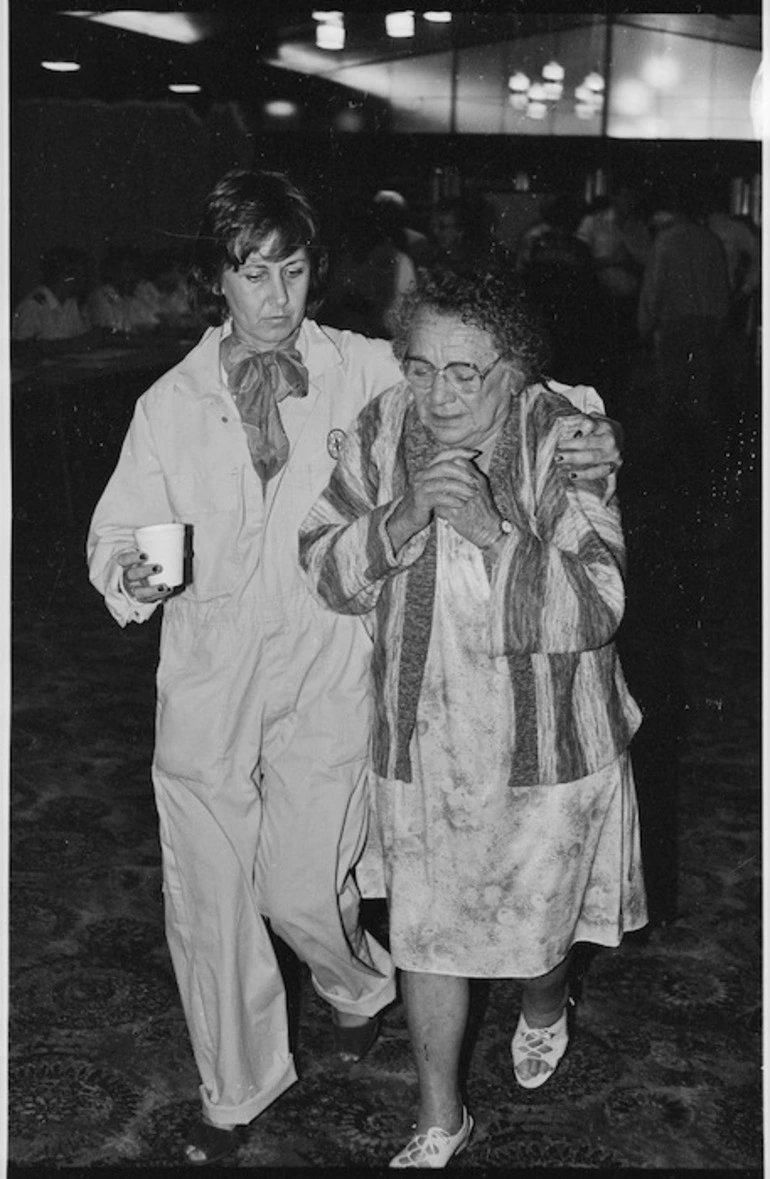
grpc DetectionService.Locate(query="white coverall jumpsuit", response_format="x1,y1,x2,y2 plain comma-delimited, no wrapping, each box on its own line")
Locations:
87,319,401,1126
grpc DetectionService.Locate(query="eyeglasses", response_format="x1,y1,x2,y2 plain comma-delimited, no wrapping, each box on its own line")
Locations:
402,354,502,396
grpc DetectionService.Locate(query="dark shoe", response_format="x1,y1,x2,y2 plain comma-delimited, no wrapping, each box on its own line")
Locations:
183,1121,245,1166
332,1013,381,1062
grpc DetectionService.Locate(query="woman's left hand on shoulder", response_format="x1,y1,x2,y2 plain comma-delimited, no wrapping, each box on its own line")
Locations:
555,414,622,482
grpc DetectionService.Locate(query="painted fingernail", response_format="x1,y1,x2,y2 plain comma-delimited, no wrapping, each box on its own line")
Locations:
153,565,162,573
139,553,148,560
555,454,564,463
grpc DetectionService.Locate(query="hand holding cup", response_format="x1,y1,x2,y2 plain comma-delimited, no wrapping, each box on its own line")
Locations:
121,522,186,602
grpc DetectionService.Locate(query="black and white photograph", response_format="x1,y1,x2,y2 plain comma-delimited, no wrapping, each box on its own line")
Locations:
7,4,762,1174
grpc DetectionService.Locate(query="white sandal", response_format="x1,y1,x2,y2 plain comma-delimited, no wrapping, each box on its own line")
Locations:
511,1001,572,1090
389,1107,473,1168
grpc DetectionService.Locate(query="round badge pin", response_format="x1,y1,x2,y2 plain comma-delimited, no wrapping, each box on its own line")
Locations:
327,429,346,460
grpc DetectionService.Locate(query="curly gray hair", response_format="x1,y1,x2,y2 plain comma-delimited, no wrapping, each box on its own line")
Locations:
391,267,549,387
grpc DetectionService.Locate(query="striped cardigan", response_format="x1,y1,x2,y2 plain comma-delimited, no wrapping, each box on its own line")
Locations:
299,380,642,788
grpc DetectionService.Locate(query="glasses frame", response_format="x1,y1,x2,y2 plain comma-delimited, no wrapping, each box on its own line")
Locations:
401,353,503,395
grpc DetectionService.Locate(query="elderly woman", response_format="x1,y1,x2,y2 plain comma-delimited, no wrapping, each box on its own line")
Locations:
300,269,647,1169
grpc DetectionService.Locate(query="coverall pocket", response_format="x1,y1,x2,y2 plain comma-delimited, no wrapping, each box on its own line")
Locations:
154,620,230,786
164,471,240,601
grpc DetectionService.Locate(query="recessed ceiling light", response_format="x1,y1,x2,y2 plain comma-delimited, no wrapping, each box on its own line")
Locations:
423,11,452,21
316,21,345,49
65,11,208,44
265,100,298,117
41,60,81,72
168,83,202,94
385,11,415,38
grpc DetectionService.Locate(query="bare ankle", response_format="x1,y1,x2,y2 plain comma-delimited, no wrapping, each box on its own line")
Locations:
416,1100,464,1135
521,983,570,1028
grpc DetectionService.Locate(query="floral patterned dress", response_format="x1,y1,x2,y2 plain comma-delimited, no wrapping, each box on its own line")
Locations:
363,516,648,978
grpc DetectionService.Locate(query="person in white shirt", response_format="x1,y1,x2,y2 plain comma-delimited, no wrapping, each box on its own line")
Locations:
87,245,155,335
12,248,91,342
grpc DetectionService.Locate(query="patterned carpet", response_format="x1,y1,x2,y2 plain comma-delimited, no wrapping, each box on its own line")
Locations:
9,357,761,1176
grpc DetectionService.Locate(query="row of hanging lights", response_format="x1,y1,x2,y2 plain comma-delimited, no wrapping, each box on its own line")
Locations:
311,12,605,125
313,10,452,50
508,65,604,121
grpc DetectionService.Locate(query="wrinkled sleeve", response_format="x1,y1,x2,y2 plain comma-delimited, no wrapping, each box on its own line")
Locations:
86,397,171,627
300,400,428,615
488,394,626,656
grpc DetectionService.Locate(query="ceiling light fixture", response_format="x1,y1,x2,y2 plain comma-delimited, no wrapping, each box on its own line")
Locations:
385,11,415,38
508,72,532,114
316,20,345,50
41,60,81,72
265,100,298,117
65,11,208,44
423,11,452,21
313,10,345,49
168,83,201,94
508,72,530,93
574,77,604,120
542,60,565,82
527,101,548,121
541,60,564,101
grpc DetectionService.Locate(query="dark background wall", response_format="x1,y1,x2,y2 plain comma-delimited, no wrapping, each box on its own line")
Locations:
10,97,761,304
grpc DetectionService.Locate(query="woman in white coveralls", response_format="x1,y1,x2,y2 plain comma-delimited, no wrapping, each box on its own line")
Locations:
86,168,623,1166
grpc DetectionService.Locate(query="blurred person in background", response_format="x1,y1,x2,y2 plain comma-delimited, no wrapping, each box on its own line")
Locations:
423,198,476,276
706,208,760,326
424,195,503,279
637,184,730,486
578,186,651,390
87,245,156,335
577,186,651,307
372,188,430,264
134,248,201,335
516,192,608,388
11,247,92,348
321,198,417,338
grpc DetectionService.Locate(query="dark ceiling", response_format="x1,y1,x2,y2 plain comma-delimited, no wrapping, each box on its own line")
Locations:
10,4,762,110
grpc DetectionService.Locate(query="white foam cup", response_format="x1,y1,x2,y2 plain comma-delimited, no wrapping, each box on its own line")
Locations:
134,522,186,588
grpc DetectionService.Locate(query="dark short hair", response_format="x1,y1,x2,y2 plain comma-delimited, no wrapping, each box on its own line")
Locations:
190,169,327,324
391,268,548,387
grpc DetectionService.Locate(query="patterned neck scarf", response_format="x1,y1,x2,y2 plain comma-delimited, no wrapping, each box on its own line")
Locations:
220,327,309,489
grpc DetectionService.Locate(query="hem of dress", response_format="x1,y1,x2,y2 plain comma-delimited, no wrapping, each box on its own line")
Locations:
391,920,649,979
